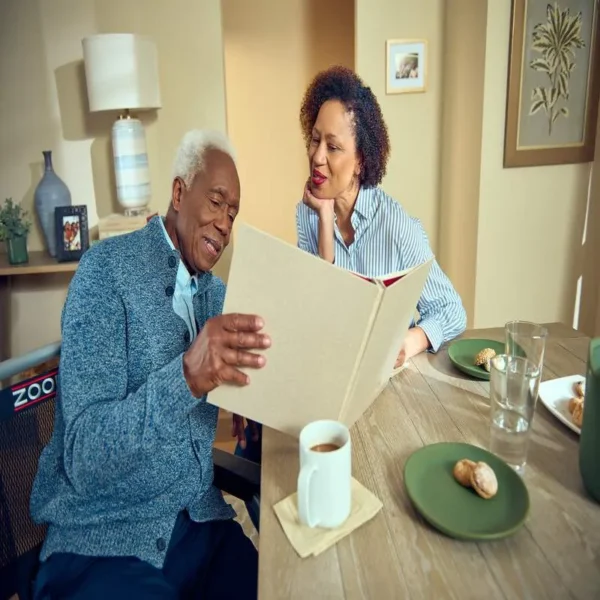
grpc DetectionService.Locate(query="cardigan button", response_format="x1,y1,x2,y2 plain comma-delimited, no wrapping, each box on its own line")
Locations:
184,331,191,344
156,537,166,552
165,285,174,297
168,256,177,268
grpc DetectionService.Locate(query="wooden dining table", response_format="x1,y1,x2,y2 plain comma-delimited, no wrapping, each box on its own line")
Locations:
257,323,600,599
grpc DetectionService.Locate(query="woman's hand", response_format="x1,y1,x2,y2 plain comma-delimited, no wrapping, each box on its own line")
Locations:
232,415,260,449
302,180,335,263
303,181,334,218
395,327,430,368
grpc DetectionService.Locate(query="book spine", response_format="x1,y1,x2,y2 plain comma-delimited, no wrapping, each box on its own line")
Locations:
338,286,386,422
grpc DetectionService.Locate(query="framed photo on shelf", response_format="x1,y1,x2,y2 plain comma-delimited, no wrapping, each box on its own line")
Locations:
54,205,89,262
386,39,427,94
504,0,600,167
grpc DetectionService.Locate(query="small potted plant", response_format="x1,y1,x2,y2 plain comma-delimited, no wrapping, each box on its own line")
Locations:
0,198,32,265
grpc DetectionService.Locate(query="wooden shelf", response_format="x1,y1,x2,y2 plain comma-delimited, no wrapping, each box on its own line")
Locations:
0,251,79,276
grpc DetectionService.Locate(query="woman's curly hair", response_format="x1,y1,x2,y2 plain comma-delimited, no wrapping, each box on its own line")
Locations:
299,66,390,188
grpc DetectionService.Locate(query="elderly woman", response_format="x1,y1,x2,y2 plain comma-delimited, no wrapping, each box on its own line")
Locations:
296,66,466,366
235,67,468,467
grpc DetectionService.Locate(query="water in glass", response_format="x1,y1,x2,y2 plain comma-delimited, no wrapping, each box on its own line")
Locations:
489,355,540,475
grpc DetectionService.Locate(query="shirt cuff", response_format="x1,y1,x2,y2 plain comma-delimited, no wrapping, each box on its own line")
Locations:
417,317,445,353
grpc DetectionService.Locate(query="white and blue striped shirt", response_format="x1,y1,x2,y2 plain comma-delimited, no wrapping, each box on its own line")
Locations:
296,186,466,352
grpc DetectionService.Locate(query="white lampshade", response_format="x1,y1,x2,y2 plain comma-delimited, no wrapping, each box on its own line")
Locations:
82,33,161,112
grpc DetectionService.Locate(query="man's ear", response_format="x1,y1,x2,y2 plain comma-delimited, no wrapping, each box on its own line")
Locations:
172,177,184,212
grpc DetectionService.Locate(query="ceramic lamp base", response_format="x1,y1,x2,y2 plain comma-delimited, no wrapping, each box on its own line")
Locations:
112,115,152,212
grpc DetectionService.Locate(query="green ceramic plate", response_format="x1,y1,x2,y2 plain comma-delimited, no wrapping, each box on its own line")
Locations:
404,442,530,541
447,338,505,380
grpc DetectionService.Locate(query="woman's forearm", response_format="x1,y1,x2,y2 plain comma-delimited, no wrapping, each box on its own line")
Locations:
317,211,335,263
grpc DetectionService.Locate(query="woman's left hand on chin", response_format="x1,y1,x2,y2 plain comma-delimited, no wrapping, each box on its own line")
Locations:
303,180,334,217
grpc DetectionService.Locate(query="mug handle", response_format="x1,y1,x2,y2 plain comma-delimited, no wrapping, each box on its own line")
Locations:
297,464,318,528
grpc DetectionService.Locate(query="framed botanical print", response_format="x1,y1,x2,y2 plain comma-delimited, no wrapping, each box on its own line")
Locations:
54,205,90,262
504,0,600,167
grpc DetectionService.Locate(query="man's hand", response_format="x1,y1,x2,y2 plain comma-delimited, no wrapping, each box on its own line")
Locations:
183,313,271,398
395,327,430,368
303,180,334,218
231,415,260,449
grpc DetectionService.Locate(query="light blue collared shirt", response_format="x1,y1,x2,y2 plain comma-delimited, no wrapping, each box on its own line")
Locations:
296,187,467,352
159,218,199,340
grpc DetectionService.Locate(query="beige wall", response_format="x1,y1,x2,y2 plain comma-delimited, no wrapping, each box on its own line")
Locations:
222,0,354,245
3,0,598,358
1,0,228,355
357,0,596,331
355,0,444,247
438,0,488,327
474,0,592,329
578,115,600,338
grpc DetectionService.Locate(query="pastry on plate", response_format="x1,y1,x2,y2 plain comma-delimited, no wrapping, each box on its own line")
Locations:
568,396,583,415
572,401,584,428
453,459,476,487
470,462,498,500
474,348,496,372
453,458,498,499
574,380,585,399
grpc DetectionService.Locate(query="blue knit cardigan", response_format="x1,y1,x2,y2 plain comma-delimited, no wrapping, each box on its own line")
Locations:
30,216,235,569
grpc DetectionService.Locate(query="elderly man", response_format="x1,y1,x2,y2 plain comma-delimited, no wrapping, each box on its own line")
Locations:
30,130,270,599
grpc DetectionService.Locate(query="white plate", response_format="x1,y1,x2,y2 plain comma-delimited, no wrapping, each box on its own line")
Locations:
538,375,584,435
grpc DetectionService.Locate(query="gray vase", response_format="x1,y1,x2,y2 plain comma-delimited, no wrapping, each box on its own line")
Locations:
34,150,72,257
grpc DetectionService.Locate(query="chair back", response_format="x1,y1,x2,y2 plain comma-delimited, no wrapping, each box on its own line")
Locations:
0,344,60,600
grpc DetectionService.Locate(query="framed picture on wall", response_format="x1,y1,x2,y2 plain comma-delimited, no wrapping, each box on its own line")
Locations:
54,205,90,262
504,0,600,167
386,39,427,94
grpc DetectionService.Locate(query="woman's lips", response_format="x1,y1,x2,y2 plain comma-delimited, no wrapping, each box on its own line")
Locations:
311,170,327,186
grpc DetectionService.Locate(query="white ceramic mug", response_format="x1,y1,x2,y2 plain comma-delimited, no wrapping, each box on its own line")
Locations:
297,420,351,528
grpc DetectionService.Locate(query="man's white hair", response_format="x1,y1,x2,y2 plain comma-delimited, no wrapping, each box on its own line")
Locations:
172,129,237,189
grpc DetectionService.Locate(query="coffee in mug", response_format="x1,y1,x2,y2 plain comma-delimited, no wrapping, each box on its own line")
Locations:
310,443,340,453
297,420,351,528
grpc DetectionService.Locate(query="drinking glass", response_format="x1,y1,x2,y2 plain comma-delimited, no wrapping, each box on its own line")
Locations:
489,354,540,475
505,320,548,401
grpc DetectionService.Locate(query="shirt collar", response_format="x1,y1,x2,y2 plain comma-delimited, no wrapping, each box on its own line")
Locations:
353,187,376,220
158,217,199,291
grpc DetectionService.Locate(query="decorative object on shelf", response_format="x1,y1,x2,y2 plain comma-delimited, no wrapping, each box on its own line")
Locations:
504,0,600,167
386,39,427,94
98,211,156,240
54,205,90,263
82,33,162,216
0,197,32,265
33,150,72,257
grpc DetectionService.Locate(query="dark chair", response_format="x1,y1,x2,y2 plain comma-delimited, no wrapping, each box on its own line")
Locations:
0,343,260,600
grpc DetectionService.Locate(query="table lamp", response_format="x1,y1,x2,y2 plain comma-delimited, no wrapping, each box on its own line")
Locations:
82,33,161,217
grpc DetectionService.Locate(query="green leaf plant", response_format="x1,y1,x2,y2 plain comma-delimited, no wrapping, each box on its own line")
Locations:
0,198,32,242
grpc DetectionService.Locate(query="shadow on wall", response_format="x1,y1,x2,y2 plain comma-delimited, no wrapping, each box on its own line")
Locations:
560,162,594,330
53,60,158,221
1,0,59,254
305,0,355,73
576,118,600,337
